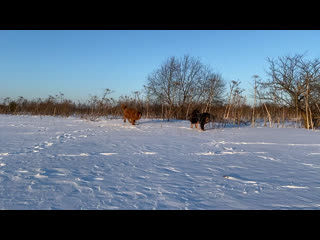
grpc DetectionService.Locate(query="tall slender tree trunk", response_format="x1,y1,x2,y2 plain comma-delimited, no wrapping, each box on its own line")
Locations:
282,106,285,128
185,102,192,120
305,82,310,129
264,103,272,127
252,76,257,127
224,83,235,119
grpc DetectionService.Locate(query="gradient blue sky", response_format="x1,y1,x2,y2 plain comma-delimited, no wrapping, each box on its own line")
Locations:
1,30,320,103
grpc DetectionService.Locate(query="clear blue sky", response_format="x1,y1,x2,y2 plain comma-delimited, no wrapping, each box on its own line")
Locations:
1,30,320,103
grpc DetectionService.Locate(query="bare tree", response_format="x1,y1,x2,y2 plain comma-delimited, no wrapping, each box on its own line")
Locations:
252,75,259,127
231,85,246,125
144,55,224,121
263,54,320,128
224,80,239,119
201,72,225,113
299,57,320,129
176,55,203,106
145,56,179,121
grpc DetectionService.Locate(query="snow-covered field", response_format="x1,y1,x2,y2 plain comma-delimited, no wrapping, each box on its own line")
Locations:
1,114,320,209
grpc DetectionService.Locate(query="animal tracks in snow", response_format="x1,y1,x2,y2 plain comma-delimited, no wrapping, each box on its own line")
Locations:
54,133,76,140
33,142,54,152
52,130,95,142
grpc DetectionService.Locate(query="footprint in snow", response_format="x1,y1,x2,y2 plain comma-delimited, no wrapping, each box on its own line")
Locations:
32,142,54,152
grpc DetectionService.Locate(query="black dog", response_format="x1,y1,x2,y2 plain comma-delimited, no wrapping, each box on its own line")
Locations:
189,110,211,131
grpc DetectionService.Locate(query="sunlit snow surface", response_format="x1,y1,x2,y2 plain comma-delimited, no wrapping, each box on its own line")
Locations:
1,114,320,209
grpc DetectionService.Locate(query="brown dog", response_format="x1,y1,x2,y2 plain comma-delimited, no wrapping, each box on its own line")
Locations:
121,105,142,125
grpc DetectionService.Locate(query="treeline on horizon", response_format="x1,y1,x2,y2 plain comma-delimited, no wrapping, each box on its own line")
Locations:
0,90,300,127
1,54,320,129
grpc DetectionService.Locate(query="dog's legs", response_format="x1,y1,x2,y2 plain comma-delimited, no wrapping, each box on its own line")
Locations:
191,123,193,128
195,122,199,128
132,120,135,125
124,116,127,123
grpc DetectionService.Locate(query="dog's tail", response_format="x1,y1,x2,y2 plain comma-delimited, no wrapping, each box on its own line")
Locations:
121,104,127,111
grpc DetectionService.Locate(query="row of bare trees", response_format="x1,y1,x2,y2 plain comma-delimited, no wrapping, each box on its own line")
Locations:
0,85,312,128
0,95,76,117
1,54,320,129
